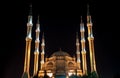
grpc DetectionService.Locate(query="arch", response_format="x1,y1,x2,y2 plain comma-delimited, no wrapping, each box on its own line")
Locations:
68,62,74,67
47,62,53,67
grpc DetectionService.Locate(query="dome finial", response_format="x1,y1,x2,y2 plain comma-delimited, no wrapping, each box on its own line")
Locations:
81,16,83,23
59,48,62,51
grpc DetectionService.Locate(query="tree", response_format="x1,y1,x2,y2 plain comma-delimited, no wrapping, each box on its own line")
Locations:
33,75,38,78
81,75,88,78
87,71,98,78
69,74,78,78
21,72,29,78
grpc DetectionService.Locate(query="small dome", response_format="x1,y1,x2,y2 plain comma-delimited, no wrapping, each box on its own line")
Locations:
51,50,70,57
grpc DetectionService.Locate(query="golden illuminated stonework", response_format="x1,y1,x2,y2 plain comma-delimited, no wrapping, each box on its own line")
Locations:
39,50,82,77
21,4,98,78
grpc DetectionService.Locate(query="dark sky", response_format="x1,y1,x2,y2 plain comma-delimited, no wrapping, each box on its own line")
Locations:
1,0,120,78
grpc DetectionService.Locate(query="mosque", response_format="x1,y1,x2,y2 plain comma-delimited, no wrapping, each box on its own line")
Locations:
21,5,97,78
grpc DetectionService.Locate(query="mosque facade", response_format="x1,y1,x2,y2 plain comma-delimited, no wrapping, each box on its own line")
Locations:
21,5,97,78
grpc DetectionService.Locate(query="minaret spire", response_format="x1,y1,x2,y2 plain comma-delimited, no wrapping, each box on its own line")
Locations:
29,4,32,15
22,4,33,78
87,4,90,16
76,32,81,64
76,32,82,76
87,5,97,73
33,16,40,76
40,33,45,70
87,4,92,24
80,16,87,75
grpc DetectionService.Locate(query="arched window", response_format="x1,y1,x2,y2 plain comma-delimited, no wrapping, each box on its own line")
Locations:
47,62,53,67
68,62,74,67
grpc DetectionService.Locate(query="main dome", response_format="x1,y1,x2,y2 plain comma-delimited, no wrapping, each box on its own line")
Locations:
51,50,70,57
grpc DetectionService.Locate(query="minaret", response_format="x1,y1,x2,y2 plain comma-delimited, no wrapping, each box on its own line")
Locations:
80,16,87,75
87,5,97,72
40,33,45,70
33,16,40,76
22,4,33,78
76,32,83,76
76,32,81,70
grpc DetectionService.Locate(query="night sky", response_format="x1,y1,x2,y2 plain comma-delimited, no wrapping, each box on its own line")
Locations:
1,0,120,78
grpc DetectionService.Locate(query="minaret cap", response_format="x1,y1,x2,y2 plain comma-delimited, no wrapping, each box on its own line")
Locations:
42,32,44,40
80,16,83,23
76,32,79,39
87,4,90,15
76,32,79,45
37,15,40,24
29,4,32,15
